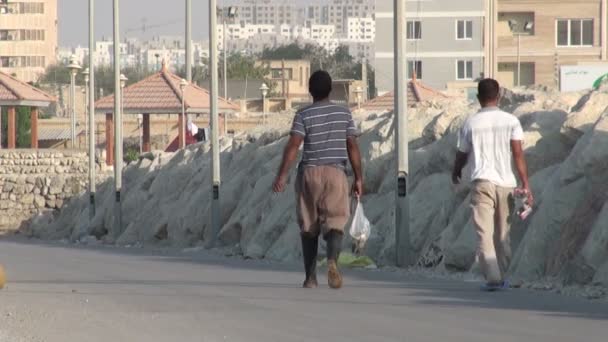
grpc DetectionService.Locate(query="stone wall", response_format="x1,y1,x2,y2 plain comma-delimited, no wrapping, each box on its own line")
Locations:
0,150,90,232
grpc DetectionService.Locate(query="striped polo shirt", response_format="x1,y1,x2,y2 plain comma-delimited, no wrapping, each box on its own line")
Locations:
290,101,358,168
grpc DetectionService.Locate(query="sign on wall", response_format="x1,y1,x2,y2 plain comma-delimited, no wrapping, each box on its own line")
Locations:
560,65,608,92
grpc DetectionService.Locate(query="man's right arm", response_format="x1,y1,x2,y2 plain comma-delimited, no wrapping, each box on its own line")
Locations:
347,136,363,197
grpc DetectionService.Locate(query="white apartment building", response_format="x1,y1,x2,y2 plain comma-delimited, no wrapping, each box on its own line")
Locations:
327,0,375,36
219,24,276,50
0,0,58,82
347,17,375,41
95,40,128,66
221,0,374,36
144,48,185,70
342,40,374,62
278,24,311,40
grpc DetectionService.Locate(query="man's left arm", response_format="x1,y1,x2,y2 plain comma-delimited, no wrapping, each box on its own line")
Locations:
452,152,468,185
452,124,471,185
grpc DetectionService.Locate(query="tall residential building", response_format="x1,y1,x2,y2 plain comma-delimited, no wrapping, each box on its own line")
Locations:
327,0,375,36
221,0,374,36
374,0,485,94
0,0,58,82
494,0,608,88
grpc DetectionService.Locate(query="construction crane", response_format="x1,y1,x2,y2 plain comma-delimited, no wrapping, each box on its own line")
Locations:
124,17,183,36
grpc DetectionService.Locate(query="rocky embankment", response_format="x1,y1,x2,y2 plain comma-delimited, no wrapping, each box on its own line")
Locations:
28,88,608,289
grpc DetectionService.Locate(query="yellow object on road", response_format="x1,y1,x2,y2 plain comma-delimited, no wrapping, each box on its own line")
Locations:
0,264,5,289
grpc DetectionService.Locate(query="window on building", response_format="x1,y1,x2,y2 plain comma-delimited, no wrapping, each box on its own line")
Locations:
407,21,422,40
457,60,474,80
557,19,593,46
408,60,422,79
456,20,473,40
271,68,293,80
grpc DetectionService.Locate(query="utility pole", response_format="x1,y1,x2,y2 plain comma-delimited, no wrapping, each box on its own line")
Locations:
395,0,411,267
208,0,221,248
112,0,123,234
362,58,368,99
186,0,192,82
517,33,521,87
223,19,228,100
87,0,96,220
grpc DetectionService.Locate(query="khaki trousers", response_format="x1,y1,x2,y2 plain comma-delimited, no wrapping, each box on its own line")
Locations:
295,165,350,237
470,180,514,284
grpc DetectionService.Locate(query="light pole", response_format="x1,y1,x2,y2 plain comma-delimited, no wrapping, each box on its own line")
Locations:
180,78,188,149
88,0,96,221
112,0,123,234
186,0,192,82
68,56,82,149
394,0,411,267
82,68,90,150
208,0,221,248
137,114,143,154
223,6,238,101
260,83,269,125
120,73,127,115
354,86,363,110
509,20,533,87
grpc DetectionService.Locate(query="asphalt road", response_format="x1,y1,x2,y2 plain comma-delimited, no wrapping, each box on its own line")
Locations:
0,238,606,342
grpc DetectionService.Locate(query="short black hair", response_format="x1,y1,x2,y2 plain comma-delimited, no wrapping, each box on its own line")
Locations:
477,78,500,103
309,70,332,100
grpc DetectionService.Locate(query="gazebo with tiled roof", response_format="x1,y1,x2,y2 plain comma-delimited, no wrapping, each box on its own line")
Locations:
95,62,239,165
357,77,448,112
0,71,55,149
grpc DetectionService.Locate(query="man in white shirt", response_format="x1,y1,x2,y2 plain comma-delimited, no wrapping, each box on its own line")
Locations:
452,78,533,291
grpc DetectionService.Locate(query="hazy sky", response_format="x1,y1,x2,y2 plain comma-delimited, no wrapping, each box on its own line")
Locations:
59,0,325,47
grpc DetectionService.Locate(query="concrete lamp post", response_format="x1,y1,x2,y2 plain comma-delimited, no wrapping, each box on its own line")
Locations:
354,86,363,110
508,19,534,87
223,6,238,101
260,83,269,125
120,74,128,134
137,114,143,154
68,56,82,149
82,68,90,151
180,78,188,149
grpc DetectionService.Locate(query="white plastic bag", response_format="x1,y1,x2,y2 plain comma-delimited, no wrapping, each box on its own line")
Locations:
349,200,371,246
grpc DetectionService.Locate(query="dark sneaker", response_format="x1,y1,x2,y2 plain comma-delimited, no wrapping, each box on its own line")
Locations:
327,260,343,289
303,276,318,289
480,280,510,292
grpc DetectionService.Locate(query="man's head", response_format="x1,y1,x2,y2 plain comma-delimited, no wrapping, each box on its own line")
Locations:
309,70,332,102
477,78,501,107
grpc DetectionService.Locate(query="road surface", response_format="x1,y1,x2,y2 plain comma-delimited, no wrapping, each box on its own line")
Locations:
0,238,607,342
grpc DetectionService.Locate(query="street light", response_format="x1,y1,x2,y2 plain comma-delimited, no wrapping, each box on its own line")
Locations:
186,0,192,82
260,83,269,125
120,74,127,130
82,68,90,151
354,86,363,110
223,6,238,101
68,55,82,149
180,78,188,149
208,0,221,248
137,114,143,154
509,20,534,87
87,0,96,221
394,0,411,267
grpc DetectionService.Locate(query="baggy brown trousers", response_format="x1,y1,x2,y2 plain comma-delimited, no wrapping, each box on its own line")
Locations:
470,180,514,284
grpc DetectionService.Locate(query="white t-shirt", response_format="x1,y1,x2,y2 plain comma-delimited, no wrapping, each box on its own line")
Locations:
457,107,524,188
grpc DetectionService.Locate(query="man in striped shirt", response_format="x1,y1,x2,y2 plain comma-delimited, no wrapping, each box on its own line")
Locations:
273,70,363,289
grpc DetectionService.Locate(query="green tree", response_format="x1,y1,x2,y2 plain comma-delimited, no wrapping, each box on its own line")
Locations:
1,106,32,148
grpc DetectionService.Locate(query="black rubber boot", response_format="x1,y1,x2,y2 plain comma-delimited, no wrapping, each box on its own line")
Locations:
325,230,344,289
301,234,319,288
